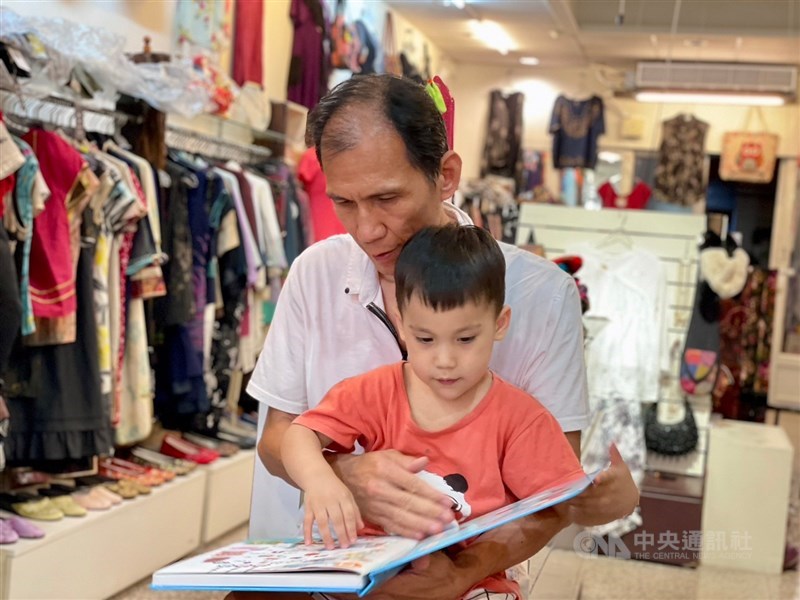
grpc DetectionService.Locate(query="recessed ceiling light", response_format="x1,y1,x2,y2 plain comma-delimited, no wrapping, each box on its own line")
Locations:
468,19,516,55
519,56,540,66
549,30,560,39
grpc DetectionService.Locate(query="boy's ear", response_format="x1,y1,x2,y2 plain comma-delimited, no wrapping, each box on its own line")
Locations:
494,305,511,341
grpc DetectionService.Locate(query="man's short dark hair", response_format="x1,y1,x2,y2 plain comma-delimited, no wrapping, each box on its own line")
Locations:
395,225,506,314
305,74,449,184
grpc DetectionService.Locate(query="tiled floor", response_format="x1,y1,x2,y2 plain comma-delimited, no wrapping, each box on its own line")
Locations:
112,524,798,600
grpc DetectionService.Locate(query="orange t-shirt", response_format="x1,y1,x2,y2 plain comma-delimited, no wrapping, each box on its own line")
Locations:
294,362,584,596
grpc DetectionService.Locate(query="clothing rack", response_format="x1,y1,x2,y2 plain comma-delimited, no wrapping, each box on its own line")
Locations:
166,125,272,164
0,89,138,136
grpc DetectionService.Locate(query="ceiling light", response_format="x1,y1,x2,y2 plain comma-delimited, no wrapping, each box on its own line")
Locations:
468,19,516,55
519,56,540,66
443,0,466,8
635,91,786,106
549,29,560,39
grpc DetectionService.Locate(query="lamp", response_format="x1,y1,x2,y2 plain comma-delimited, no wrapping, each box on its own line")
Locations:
468,19,515,56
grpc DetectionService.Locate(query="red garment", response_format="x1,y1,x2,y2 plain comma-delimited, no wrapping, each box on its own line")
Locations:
598,181,651,210
232,0,264,86
22,129,83,319
433,76,455,150
0,174,14,219
297,147,346,242
295,362,584,597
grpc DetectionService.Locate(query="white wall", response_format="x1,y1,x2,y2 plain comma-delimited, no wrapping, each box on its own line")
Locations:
448,63,800,181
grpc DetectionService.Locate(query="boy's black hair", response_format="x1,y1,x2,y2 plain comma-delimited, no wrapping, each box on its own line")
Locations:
395,225,505,314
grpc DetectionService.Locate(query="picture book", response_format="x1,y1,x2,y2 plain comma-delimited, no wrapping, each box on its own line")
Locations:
152,470,596,596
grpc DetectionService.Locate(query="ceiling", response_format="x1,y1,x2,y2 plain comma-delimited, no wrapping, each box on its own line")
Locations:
387,0,800,69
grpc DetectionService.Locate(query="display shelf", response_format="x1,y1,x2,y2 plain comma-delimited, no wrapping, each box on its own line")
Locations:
702,420,794,574
201,449,256,544
0,469,207,600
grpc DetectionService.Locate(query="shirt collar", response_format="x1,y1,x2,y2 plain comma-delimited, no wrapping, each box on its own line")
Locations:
343,201,475,305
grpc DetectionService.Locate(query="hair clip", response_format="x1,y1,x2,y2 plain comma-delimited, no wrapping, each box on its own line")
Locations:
425,79,447,114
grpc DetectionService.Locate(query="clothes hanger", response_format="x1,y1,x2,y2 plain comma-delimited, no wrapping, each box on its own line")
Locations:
594,215,634,252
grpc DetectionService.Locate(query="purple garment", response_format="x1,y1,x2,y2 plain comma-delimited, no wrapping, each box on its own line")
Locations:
287,0,327,109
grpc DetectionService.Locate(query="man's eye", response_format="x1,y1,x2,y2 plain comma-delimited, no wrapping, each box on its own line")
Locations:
415,337,433,344
458,336,476,344
377,195,397,202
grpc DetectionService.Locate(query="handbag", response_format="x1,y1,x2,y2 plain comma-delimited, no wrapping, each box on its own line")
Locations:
382,11,402,76
644,398,699,456
719,107,779,184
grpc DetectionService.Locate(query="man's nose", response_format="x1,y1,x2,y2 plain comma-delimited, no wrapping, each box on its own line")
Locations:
355,204,385,244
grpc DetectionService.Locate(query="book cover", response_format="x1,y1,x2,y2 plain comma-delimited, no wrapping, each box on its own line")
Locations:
152,470,596,596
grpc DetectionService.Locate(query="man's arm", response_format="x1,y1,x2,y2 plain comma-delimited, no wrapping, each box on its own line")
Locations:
258,407,298,485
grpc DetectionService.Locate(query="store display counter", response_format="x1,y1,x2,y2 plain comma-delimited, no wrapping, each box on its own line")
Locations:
0,449,256,600
201,448,256,544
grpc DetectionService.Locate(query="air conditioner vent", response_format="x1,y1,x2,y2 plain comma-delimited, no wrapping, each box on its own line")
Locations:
636,62,797,94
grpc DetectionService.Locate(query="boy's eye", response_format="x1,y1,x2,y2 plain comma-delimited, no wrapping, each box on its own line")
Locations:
415,337,433,344
458,336,476,344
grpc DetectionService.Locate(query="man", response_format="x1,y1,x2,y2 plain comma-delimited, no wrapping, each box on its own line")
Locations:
245,74,638,598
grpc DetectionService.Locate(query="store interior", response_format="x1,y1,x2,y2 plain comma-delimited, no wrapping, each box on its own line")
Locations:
0,0,798,598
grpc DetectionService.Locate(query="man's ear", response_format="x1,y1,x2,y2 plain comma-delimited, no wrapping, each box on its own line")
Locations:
494,305,511,341
439,150,462,201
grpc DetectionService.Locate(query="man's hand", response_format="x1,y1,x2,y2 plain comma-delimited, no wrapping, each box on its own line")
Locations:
303,474,364,549
365,552,470,600
569,444,639,526
330,450,455,539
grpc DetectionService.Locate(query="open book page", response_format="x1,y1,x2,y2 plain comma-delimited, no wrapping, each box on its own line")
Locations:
157,537,419,578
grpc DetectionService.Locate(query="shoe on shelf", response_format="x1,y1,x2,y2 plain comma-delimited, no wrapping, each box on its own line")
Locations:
3,515,44,539
0,520,19,544
0,494,64,521
48,495,87,517
98,461,164,487
184,432,239,458
214,428,256,450
160,434,219,464
103,480,138,500
103,456,174,483
130,446,196,475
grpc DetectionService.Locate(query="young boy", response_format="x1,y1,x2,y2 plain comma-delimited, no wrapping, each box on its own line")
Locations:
282,225,585,598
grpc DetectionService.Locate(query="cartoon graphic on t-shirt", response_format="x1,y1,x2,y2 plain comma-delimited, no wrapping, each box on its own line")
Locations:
416,470,472,521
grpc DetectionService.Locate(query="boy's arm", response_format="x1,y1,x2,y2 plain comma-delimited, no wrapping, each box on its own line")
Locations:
281,423,334,492
282,424,363,548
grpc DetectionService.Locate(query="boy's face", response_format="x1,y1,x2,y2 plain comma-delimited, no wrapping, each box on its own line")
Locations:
400,294,511,403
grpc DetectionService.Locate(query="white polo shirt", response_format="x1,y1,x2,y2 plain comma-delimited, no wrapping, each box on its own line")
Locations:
246,203,589,538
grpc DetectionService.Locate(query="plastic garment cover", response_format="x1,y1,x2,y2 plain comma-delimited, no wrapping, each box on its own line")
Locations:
0,8,231,117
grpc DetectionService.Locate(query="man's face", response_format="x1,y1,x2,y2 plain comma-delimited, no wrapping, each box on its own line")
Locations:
322,117,450,281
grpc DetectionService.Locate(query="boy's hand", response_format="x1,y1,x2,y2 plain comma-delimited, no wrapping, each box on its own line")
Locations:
303,474,364,550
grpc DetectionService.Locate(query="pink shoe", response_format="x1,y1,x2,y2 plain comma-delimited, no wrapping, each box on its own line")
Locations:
5,515,44,539
0,520,19,544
